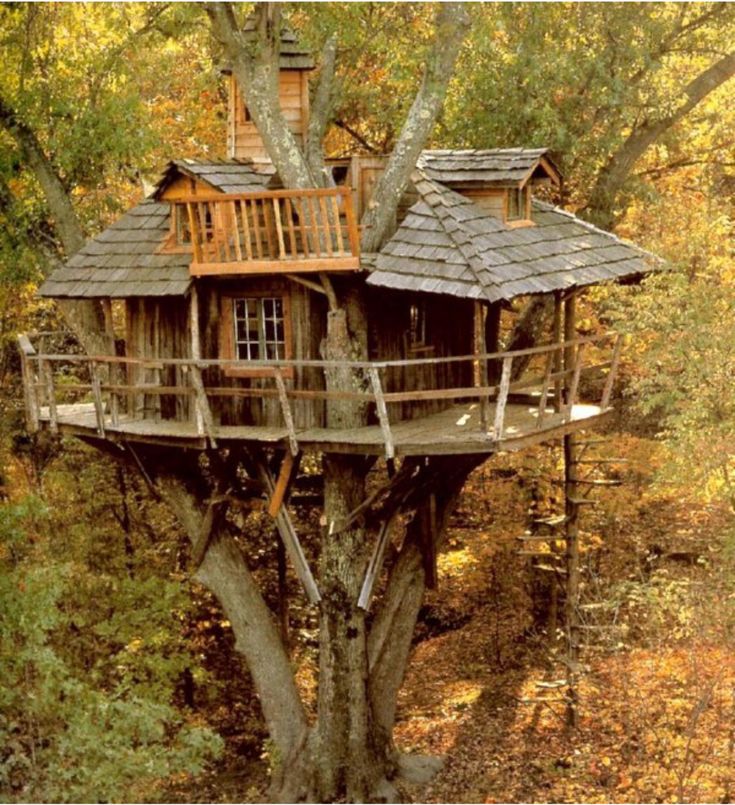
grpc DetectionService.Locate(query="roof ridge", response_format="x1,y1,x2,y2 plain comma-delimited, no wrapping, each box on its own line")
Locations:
412,170,502,303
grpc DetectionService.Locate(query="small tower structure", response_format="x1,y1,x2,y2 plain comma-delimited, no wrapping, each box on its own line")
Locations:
225,26,314,163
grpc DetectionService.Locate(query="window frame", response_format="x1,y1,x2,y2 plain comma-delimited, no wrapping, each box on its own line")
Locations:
219,289,294,379
504,185,533,227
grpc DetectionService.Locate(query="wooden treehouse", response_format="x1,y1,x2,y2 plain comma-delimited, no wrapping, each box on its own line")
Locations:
20,28,658,612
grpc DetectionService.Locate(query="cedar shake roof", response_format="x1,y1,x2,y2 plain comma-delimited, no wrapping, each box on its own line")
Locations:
39,152,658,301
154,158,272,196
366,173,657,303
418,148,561,187
220,22,315,71
38,199,191,298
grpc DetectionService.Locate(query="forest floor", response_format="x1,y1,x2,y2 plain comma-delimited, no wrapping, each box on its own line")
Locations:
164,424,735,804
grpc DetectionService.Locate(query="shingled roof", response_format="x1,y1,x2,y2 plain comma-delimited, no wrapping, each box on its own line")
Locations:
221,21,315,72
38,199,190,299
367,173,656,303
154,158,272,197
418,148,561,188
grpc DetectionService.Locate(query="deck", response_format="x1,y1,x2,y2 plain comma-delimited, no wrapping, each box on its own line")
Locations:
36,399,609,456
19,331,622,458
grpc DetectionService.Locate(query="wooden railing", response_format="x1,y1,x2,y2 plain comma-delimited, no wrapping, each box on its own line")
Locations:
18,333,622,459
182,187,361,276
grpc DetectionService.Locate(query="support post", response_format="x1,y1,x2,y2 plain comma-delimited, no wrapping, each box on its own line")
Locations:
564,432,581,729
41,359,58,434
600,334,623,409
89,360,106,437
475,301,491,432
18,336,40,433
553,291,563,411
493,356,513,440
485,301,502,385
189,285,205,435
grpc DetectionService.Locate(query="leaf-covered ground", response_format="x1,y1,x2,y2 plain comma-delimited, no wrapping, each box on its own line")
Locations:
163,429,735,803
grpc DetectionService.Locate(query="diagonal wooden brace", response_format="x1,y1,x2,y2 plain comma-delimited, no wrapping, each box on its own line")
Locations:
257,459,321,605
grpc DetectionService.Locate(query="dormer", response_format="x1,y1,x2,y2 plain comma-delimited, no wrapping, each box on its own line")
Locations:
418,148,561,227
222,25,314,164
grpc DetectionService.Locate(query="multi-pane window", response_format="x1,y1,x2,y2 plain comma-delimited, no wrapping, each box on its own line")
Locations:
233,297,286,361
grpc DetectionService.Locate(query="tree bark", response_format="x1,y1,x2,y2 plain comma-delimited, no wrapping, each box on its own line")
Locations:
154,470,309,766
585,50,735,229
206,2,318,189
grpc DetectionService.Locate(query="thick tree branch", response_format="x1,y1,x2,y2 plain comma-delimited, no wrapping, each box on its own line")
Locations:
359,2,471,253
586,49,735,227
305,34,338,181
205,2,316,189
155,472,309,762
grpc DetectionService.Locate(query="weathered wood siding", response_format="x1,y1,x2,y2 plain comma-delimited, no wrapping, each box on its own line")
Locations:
228,73,309,161
125,297,191,421
367,288,474,422
198,277,327,429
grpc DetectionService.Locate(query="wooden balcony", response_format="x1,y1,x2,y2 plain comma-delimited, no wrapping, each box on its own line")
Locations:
183,187,361,276
18,333,622,458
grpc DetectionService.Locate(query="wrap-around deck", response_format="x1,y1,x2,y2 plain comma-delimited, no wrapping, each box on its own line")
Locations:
19,333,622,457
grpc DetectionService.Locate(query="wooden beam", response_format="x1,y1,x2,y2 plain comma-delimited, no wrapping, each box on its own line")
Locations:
257,460,321,605
600,334,623,408
267,450,301,517
189,256,361,276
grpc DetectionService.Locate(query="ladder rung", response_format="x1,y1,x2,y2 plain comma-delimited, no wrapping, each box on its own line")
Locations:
572,458,628,465
532,514,568,527
515,533,567,542
517,550,559,557
568,497,598,506
533,563,567,574
535,680,568,689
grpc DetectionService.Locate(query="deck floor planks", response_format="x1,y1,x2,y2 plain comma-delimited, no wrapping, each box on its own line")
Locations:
38,401,608,455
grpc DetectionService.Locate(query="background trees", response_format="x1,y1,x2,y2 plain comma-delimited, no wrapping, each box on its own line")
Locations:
0,2,734,802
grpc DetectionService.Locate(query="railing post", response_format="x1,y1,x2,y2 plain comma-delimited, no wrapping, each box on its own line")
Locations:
18,336,39,433
566,342,585,416
274,368,299,456
600,334,623,409
41,358,58,435
190,363,217,448
536,347,555,429
343,188,360,258
493,356,513,440
89,360,106,437
368,366,395,460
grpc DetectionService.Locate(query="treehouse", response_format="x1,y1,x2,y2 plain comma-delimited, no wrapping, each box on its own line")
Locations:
20,31,658,465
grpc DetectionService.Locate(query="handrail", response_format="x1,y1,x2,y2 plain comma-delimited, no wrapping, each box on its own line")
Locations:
18,331,623,457
25,332,616,370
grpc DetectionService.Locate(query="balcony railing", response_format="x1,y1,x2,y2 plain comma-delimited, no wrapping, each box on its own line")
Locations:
19,332,622,460
182,187,361,276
